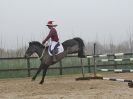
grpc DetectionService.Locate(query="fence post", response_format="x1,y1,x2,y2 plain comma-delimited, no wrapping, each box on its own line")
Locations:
87,58,91,73
93,43,97,77
27,58,31,77
59,60,62,75
114,55,117,69
81,58,85,77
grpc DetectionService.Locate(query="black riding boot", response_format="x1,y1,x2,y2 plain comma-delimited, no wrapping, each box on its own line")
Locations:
52,50,57,62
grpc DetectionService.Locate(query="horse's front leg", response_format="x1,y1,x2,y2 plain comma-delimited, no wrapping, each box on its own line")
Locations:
32,64,43,81
39,64,49,84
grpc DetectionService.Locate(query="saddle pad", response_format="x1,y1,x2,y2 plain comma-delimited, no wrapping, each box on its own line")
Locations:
48,43,64,56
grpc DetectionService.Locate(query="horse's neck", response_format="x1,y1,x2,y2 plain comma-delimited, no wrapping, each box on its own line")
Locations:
35,46,44,58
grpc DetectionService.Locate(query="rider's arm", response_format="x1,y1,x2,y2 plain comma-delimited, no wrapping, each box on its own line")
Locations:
42,33,51,44
42,28,55,44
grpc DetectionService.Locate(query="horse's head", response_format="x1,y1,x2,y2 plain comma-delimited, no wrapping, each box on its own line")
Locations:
25,41,44,58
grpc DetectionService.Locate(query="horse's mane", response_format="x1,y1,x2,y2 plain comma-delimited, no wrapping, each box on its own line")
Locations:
30,41,45,48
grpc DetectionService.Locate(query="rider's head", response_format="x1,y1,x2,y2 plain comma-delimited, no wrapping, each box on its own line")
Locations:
46,21,57,29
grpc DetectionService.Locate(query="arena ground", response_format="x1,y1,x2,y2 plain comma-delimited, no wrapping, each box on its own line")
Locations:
0,73,133,99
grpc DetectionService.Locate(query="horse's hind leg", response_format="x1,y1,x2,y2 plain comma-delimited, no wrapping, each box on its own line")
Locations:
39,64,49,84
32,64,43,81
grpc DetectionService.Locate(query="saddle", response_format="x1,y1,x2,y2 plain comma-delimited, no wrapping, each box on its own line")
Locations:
48,42,64,56
49,42,60,54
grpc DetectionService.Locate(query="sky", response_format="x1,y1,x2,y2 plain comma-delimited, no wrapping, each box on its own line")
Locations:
0,0,133,49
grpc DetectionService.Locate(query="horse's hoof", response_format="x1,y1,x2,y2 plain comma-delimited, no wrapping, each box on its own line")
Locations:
32,77,35,81
39,81,44,84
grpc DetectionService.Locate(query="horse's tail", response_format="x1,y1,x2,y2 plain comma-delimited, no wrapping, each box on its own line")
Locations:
73,37,85,58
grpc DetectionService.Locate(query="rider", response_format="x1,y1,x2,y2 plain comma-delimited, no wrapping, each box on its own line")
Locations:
42,21,59,62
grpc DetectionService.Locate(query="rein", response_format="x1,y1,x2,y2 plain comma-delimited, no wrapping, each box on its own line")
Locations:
39,47,46,60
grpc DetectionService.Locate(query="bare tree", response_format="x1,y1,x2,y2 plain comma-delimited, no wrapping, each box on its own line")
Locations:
128,25,133,52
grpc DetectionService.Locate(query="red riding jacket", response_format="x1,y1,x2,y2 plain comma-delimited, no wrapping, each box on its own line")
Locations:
42,27,59,44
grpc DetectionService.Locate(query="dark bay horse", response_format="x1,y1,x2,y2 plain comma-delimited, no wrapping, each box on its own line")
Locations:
25,37,85,84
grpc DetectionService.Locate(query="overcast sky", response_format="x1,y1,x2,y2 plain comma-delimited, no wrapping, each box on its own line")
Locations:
0,0,133,49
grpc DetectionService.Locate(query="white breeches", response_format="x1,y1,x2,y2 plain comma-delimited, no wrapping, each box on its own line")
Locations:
50,41,58,51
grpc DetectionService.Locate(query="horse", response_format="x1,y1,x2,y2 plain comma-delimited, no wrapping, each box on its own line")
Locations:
25,37,85,84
